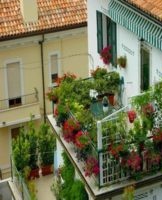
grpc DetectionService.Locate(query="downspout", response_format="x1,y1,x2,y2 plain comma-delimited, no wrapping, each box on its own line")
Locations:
39,34,46,123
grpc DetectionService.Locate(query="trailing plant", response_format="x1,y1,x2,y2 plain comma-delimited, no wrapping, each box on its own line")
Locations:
91,67,107,79
122,185,135,200
117,55,127,68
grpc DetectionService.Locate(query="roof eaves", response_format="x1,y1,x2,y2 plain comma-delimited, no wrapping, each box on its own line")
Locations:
0,22,87,42
121,0,162,25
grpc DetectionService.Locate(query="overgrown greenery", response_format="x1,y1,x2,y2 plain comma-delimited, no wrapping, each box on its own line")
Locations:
38,123,55,166
51,152,88,200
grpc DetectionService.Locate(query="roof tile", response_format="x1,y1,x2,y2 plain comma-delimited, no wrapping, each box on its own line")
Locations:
126,0,162,21
0,0,87,39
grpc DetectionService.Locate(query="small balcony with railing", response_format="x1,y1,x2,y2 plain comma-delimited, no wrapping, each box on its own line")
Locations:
47,72,162,199
0,88,41,127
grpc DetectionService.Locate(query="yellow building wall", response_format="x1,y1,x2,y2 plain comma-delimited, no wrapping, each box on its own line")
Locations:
0,127,10,167
0,28,88,171
0,30,88,114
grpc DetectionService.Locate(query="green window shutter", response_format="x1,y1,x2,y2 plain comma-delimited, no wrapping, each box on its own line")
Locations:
96,11,103,53
107,18,117,67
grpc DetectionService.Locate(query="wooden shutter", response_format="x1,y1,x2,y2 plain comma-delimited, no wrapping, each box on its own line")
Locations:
50,54,58,83
107,18,117,66
7,62,21,98
96,11,103,53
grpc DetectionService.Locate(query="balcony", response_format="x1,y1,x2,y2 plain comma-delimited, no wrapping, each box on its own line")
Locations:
47,72,162,199
0,89,41,127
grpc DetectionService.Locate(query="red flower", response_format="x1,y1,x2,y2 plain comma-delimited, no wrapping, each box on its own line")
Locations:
100,46,112,65
142,103,154,117
127,110,136,123
56,73,76,85
126,151,142,171
62,118,80,143
108,143,124,159
75,131,89,149
152,129,162,142
84,156,99,177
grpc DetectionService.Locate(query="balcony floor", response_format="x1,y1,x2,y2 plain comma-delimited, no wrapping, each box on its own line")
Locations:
34,174,56,200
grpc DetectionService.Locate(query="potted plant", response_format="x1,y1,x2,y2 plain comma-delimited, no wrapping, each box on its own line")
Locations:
91,67,107,79
117,55,127,68
46,86,60,103
38,124,55,176
12,127,30,172
27,120,39,180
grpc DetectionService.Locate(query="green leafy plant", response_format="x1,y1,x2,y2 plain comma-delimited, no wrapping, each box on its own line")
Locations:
12,127,30,172
38,124,55,166
117,55,127,68
122,185,135,200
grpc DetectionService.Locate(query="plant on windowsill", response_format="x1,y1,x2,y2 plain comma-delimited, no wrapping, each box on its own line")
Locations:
117,55,127,68
46,87,60,103
100,45,112,65
91,67,107,79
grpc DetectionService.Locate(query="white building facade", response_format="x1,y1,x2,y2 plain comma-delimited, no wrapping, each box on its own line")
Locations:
87,0,162,105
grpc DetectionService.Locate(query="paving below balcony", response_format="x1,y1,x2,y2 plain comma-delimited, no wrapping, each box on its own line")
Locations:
34,174,56,200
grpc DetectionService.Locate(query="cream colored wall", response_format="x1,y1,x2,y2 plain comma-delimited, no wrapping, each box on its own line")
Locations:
0,28,88,116
0,128,10,167
44,32,88,113
0,29,88,171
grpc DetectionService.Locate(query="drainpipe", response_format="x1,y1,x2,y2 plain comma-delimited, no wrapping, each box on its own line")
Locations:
39,35,46,122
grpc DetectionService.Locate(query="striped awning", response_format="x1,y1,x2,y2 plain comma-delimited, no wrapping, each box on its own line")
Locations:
108,0,162,51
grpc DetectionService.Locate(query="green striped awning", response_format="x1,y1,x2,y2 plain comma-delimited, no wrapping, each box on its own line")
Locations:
108,0,162,51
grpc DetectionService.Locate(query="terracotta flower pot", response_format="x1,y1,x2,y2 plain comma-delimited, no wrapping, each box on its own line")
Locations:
127,110,136,123
41,165,53,176
108,94,115,106
28,168,40,180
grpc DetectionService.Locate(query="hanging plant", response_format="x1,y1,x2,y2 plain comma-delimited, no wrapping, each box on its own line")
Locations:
117,55,127,68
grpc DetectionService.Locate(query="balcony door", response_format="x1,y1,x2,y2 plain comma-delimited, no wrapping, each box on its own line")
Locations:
140,45,150,91
6,62,22,108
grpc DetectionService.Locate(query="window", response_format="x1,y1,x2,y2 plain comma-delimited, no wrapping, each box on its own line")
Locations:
6,62,22,108
96,11,117,66
50,54,58,84
140,45,150,91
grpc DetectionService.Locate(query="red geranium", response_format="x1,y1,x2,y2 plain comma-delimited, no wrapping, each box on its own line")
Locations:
152,129,162,143
62,118,80,143
142,103,154,117
75,131,89,149
84,156,100,177
100,46,112,65
126,151,142,171
108,143,124,159
127,110,136,123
